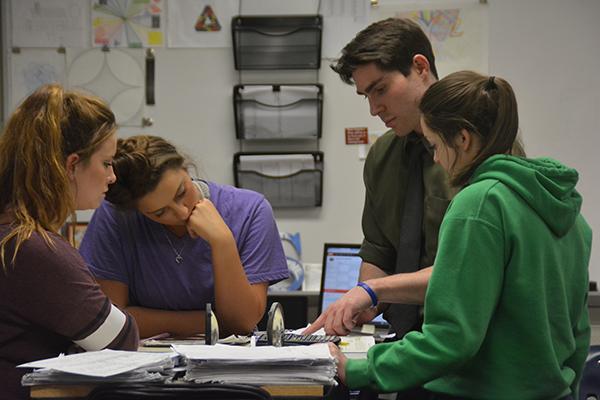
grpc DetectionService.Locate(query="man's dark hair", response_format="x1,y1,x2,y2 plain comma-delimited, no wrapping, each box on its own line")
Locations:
331,18,438,84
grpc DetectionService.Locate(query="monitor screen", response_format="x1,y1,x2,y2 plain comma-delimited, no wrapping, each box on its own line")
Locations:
319,244,388,326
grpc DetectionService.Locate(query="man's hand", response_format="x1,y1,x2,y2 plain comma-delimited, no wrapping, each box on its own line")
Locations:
303,286,374,336
353,306,381,326
329,342,348,385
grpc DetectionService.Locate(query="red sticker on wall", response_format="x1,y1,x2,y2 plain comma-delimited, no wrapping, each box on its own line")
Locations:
345,127,369,144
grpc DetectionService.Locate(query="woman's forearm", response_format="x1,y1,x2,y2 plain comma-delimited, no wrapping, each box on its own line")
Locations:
125,306,204,339
210,234,267,335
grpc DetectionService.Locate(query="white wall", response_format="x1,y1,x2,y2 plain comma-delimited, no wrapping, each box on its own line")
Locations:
487,0,600,284
3,0,599,284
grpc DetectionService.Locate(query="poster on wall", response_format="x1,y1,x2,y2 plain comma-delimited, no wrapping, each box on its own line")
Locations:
10,0,89,48
66,48,145,126
92,0,165,48
372,2,488,75
9,49,67,114
167,0,238,48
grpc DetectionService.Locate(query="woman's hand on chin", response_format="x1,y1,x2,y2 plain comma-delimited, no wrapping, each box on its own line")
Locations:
186,199,232,244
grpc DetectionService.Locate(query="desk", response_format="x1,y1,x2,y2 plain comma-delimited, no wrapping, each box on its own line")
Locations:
31,384,324,398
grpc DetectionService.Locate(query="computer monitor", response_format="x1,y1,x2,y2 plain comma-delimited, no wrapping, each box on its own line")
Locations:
319,243,388,327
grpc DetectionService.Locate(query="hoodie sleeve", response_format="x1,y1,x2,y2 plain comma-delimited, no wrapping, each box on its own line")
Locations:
346,213,505,392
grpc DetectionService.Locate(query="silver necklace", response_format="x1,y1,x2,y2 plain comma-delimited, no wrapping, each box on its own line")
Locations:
164,231,185,264
161,180,207,264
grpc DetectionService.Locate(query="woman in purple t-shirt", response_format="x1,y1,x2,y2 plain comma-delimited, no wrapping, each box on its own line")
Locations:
80,135,289,339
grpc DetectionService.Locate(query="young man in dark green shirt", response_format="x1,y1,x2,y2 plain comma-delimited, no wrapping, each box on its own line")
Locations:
304,19,458,400
306,18,456,341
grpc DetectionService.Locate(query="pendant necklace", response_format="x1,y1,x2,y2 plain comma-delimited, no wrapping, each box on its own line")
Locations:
164,230,185,264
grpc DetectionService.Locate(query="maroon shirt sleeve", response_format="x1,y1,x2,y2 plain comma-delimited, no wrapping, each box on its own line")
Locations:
3,231,139,350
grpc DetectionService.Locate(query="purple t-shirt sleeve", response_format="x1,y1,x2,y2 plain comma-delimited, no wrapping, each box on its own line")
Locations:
79,202,132,285
235,196,289,284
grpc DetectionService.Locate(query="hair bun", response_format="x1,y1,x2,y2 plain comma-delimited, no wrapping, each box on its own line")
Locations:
485,76,497,90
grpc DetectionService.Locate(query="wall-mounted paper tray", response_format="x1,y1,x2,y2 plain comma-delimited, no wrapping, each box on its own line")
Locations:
232,15,322,70
234,152,324,208
234,84,323,139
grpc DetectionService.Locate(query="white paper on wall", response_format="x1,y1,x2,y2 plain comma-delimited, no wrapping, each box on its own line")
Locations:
320,0,370,59
91,0,165,48
10,0,89,48
167,0,238,48
8,49,67,113
372,1,488,75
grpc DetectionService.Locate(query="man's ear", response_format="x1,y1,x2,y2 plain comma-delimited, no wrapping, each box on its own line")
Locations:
65,153,80,180
412,54,431,78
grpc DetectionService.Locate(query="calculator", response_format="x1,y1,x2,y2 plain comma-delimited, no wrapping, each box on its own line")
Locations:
255,331,341,346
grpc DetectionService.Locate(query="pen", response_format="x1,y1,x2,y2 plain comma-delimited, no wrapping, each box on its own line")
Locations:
141,332,171,343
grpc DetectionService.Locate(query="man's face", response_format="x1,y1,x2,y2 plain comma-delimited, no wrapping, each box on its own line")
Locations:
352,63,427,137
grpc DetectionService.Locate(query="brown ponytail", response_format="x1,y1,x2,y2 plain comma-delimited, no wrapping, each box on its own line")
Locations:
419,71,520,187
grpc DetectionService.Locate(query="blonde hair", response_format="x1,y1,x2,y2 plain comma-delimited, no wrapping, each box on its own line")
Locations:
0,84,116,271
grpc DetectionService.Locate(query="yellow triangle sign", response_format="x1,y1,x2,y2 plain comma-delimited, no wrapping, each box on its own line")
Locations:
195,5,222,32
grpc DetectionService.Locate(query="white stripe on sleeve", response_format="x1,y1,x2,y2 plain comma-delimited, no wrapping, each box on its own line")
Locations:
73,304,127,351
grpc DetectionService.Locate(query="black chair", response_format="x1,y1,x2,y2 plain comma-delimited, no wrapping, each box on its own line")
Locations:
87,383,272,400
580,345,600,400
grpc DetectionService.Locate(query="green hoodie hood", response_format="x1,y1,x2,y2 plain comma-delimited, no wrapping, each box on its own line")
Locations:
470,155,582,237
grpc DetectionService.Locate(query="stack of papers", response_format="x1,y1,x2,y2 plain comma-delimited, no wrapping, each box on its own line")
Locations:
18,349,177,386
173,343,336,386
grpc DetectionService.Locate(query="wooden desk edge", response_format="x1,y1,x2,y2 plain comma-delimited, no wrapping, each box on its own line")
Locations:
31,385,92,398
31,384,324,398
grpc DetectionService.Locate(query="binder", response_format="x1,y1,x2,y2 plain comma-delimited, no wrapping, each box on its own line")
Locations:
233,152,324,208
234,84,323,139
232,15,322,70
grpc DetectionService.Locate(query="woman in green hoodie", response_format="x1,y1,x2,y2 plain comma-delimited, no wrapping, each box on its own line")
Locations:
330,71,592,400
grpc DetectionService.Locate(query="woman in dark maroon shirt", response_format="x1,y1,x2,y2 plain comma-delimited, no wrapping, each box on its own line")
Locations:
0,84,139,399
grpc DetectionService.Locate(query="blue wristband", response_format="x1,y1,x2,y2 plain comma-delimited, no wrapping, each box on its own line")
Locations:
357,282,378,307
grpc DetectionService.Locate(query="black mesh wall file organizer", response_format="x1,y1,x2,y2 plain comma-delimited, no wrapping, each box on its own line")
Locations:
234,84,323,139
232,15,322,70
234,151,323,208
